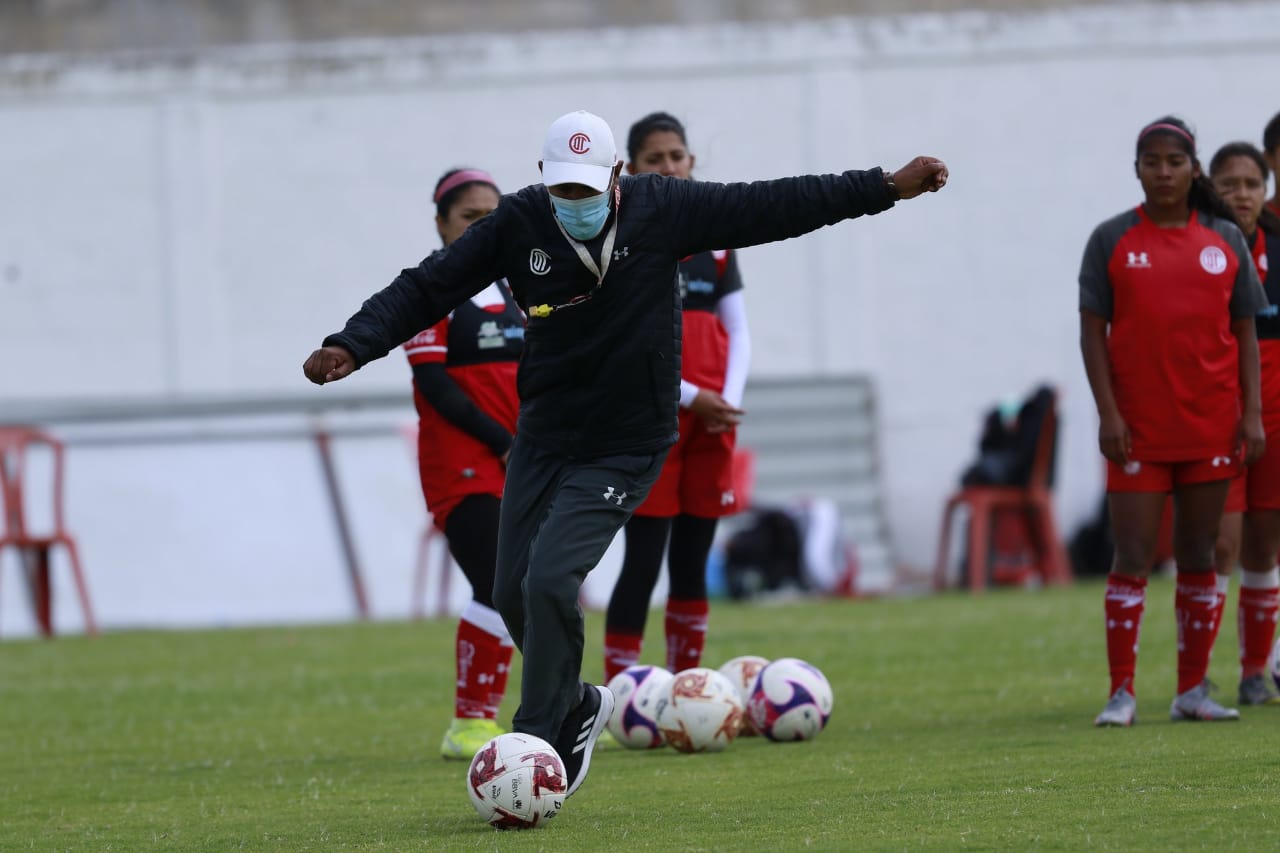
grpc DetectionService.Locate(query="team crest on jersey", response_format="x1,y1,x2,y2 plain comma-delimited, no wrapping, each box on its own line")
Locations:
1199,246,1228,275
1125,252,1151,269
530,248,551,275
476,320,504,350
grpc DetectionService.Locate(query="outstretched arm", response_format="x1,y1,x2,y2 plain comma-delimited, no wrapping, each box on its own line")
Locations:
663,158,948,258
303,215,504,385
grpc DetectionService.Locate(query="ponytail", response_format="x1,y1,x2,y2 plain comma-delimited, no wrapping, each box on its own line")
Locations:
1188,174,1242,231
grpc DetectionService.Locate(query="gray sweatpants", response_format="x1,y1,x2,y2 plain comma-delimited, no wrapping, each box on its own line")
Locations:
493,434,666,742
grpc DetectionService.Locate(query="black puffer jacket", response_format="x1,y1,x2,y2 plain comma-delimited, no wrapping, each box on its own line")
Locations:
323,170,895,458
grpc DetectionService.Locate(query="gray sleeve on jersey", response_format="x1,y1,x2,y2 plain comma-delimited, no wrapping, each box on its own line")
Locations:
1078,223,1114,319
1220,221,1269,320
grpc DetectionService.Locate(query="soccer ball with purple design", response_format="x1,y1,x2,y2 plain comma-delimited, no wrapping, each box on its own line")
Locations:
747,657,834,742
718,655,771,736
656,667,745,753
606,665,674,749
466,732,567,830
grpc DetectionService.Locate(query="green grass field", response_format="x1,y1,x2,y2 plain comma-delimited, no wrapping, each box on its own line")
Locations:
3,579,1280,851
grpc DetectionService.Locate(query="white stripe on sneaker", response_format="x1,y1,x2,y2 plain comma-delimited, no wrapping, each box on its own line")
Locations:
572,715,596,753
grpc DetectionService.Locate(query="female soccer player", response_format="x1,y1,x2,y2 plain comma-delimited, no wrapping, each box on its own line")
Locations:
601,112,750,682
1080,116,1266,727
403,168,521,758
305,109,948,795
1206,142,1280,706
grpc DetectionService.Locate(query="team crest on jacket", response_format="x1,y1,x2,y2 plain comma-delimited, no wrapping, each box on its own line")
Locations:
1199,246,1227,275
530,248,551,275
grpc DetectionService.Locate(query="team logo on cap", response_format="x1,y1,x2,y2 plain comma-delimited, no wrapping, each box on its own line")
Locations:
529,248,551,275
1199,246,1227,275
568,132,591,155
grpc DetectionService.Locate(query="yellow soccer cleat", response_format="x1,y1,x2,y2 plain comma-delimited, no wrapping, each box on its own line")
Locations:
440,717,506,761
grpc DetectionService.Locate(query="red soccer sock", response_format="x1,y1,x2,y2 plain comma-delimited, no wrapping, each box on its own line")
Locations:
665,597,709,674
1175,569,1219,695
603,630,644,682
492,637,515,715
455,602,512,720
1104,573,1147,696
1238,569,1280,679
1205,573,1230,662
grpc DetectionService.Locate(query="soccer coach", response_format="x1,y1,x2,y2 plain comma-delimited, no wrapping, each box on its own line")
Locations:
304,109,948,797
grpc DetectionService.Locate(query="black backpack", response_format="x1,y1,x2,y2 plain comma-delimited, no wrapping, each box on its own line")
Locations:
722,509,805,600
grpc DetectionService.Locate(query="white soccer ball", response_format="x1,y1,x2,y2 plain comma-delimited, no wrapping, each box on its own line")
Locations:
606,665,675,749
747,657,834,742
656,667,745,753
466,732,567,830
718,655,771,736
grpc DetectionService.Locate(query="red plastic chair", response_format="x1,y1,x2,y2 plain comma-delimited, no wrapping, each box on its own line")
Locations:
933,394,1073,592
0,426,97,636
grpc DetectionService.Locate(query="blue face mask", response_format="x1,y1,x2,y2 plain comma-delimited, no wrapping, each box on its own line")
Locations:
550,191,611,241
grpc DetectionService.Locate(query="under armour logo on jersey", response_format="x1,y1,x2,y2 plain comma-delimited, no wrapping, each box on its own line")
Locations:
530,248,551,275
612,246,629,261
1211,456,1232,467
1126,252,1151,268
720,489,735,506
603,486,627,506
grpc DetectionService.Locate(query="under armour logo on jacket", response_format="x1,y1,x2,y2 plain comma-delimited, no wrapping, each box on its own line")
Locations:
603,486,627,506
612,247,629,261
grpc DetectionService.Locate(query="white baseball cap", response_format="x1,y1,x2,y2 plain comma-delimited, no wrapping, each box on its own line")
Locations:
540,110,618,192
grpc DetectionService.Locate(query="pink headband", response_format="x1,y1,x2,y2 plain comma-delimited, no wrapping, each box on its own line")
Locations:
434,169,498,203
1137,122,1195,148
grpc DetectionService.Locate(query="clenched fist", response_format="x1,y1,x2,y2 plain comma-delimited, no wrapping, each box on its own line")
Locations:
303,346,356,385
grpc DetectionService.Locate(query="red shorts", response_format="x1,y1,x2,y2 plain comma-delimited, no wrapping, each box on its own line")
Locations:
1230,425,1280,512
1106,455,1241,493
419,445,505,531
633,410,738,518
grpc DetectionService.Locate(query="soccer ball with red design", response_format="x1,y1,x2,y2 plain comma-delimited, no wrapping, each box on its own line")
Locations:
466,733,567,830
655,667,745,753
747,657,834,742
606,665,674,749
718,655,771,736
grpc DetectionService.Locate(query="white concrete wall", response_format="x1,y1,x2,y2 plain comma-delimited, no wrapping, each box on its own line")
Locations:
3,3,1280,633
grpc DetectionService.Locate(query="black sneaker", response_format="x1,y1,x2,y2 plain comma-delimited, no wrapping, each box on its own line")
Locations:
555,684,615,796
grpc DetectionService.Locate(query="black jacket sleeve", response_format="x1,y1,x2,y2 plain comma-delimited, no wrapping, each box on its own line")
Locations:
321,210,506,367
660,170,896,258
411,363,513,457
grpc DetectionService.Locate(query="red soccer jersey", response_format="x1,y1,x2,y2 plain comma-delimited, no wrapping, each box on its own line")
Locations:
1079,207,1266,460
677,249,743,393
402,283,522,512
1250,226,1280,428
